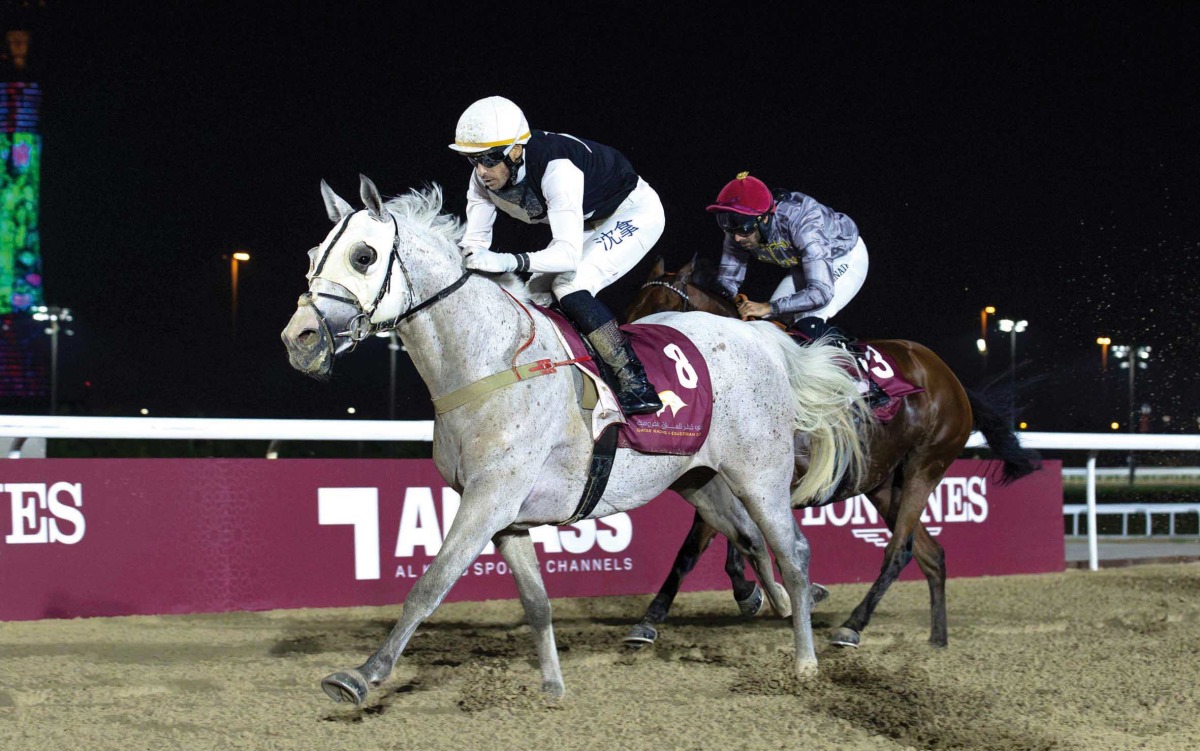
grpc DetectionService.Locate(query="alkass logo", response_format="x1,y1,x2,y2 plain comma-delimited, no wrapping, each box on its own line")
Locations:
799,476,989,548
318,486,633,581
3,482,86,545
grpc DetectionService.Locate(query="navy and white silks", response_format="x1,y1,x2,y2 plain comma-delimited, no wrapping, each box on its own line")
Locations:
460,130,665,300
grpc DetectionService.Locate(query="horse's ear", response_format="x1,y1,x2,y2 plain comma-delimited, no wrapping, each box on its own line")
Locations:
678,254,696,283
359,174,387,221
647,256,665,281
320,180,353,223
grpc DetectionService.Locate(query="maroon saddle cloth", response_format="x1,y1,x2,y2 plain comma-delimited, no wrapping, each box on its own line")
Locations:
537,306,714,456
787,332,924,423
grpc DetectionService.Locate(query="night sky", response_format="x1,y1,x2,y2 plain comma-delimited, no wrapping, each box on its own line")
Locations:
9,2,1200,431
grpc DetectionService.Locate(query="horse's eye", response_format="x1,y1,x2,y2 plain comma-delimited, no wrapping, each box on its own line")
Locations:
350,243,377,273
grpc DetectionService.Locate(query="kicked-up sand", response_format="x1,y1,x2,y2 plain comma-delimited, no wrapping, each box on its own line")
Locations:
2,563,1199,751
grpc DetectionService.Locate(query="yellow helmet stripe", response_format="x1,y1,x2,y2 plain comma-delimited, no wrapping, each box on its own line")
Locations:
454,131,532,149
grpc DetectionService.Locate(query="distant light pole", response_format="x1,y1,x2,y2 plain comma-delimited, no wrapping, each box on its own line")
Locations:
230,251,250,334
32,305,74,415
997,318,1027,429
375,330,404,421
1099,335,1113,371
1111,344,1151,483
1110,344,1150,431
977,306,995,375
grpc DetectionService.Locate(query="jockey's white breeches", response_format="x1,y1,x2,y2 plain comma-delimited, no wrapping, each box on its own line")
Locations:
771,236,869,321
528,178,665,301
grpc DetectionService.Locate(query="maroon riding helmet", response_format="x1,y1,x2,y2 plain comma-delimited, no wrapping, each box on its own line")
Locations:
706,172,775,236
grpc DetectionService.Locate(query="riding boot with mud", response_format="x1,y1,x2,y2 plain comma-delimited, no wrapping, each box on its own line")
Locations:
586,320,663,416
558,289,662,416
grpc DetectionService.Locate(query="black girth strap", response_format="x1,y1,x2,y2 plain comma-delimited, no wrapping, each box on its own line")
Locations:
560,423,620,525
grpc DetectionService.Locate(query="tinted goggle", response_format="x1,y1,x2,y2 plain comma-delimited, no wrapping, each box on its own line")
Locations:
716,212,760,236
465,147,509,168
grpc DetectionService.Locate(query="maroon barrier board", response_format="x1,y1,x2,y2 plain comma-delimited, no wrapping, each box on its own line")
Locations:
0,459,1062,621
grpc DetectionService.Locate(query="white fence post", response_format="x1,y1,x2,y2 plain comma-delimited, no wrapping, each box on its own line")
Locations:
1086,452,1099,571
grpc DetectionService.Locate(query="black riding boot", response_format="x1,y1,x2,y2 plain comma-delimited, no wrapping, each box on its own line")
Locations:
864,379,891,410
560,290,663,416
791,316,853,347
587,320,664,416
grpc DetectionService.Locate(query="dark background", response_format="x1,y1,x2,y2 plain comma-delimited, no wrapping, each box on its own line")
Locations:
6,2,1199,432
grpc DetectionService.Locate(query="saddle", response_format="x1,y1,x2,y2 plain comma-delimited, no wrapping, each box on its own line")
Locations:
536,305,714,456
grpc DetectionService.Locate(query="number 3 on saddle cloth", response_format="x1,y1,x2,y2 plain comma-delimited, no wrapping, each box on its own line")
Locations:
537,306,713,456
786,331,923,423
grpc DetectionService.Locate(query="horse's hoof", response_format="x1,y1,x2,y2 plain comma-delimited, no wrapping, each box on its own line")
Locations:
623,623,658,646
321,670,370,705
829,627,860,648
808,583,830,608
736,585,764,617
541,680,565,698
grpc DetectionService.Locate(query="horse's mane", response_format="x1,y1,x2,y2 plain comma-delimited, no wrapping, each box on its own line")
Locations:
383,183,532,302
382,183,465,246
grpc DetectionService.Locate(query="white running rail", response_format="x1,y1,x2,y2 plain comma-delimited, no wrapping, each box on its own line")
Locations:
4,417,1199,572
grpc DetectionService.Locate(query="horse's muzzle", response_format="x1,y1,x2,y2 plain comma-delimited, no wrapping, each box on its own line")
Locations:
281,295,343,381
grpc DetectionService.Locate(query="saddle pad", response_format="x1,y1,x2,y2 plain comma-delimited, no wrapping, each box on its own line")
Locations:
617,323,713,455
786,333,924,423
854,343,924,401
536,306,713,456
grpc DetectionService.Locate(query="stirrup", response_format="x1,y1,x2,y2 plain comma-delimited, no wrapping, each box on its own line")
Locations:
865,381,890,409
617,385,662,416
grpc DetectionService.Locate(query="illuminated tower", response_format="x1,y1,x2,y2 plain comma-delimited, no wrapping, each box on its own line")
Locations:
0,23,45,400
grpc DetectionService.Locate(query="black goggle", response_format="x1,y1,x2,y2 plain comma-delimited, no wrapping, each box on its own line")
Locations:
465,147,509,168
716,212,760,236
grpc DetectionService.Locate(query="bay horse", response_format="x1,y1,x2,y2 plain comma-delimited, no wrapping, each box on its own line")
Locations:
622,257,1040,648
281,177,872,705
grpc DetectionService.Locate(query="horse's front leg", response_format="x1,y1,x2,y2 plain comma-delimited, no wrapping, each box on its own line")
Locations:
832,480,930,648
494,530,564,696
624,511,722,645
320,498,501,705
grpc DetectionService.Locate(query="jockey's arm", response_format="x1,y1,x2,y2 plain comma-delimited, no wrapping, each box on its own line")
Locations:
525,159,586,273
770,248,835,317
714,237,750,300
460,174,498,253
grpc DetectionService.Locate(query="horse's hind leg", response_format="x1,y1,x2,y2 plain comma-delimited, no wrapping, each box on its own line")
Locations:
495,530,564,695
624,510,722,645
720,469,817,676
683,479,793,619
624,502,773,645
911,523,948,646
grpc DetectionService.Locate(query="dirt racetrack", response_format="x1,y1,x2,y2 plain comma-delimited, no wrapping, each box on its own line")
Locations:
2,562,1199,751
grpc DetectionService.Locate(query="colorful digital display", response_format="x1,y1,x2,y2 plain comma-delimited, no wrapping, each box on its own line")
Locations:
1,81,42,315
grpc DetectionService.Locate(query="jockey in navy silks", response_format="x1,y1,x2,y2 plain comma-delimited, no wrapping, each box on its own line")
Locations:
450,96,665,416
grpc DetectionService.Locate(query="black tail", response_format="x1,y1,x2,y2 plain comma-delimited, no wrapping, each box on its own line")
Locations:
966,385,1042,485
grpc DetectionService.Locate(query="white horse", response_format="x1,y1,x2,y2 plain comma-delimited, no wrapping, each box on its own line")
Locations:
281,175,870,706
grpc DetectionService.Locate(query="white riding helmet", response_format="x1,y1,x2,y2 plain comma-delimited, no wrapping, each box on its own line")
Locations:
447,96,531,155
